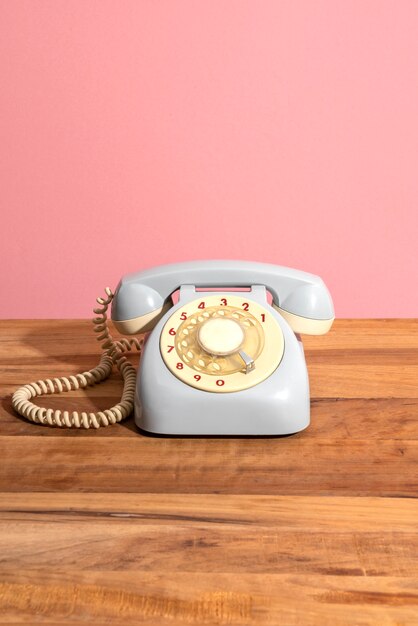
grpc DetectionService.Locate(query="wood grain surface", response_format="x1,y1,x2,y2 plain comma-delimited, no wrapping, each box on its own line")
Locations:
0,319,417,625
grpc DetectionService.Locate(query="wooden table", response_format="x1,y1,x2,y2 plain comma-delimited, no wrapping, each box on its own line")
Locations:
0,320,417,625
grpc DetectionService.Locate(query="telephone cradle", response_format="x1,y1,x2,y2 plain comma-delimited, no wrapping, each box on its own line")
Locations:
12,261,334,435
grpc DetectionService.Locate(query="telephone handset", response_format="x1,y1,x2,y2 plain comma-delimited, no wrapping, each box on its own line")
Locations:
111,260,334,336
13,260,334,435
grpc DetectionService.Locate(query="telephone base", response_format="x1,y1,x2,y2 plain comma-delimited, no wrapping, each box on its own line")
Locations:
134,305,310,436
134,391,310,436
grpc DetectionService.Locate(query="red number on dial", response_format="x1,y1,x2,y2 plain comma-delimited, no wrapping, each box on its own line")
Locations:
169,328,176,336
167,345,174,353
180,312,187,320
198,301,205,309
242,303,249,311
220,298,227,306
261,314,265,322
176,362,184,370
194,375,201,381
216,379,225,386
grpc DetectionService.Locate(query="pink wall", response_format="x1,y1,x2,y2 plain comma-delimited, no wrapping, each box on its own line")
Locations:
1,0,417,318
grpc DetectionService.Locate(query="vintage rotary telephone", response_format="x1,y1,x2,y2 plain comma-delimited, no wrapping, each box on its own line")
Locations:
13,261,334,435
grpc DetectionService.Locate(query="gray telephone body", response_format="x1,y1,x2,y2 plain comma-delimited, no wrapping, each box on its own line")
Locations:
111,260,334,435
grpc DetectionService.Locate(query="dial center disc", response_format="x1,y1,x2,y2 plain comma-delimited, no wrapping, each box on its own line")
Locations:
197,317,244,356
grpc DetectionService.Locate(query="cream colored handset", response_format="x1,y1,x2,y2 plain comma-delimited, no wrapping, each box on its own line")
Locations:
12,261,334,434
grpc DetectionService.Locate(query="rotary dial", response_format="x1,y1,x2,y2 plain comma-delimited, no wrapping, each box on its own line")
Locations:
160,294,284,393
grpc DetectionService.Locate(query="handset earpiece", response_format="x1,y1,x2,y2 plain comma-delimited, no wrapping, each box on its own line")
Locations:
111,282,172,334
272,282,334,335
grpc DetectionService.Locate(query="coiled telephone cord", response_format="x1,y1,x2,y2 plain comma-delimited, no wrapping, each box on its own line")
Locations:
12,289,143,428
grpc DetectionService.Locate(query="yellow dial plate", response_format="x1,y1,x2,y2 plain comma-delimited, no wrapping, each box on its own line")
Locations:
160,294,284,393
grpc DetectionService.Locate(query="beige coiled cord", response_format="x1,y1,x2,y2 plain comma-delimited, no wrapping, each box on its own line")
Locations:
12,288,143,428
